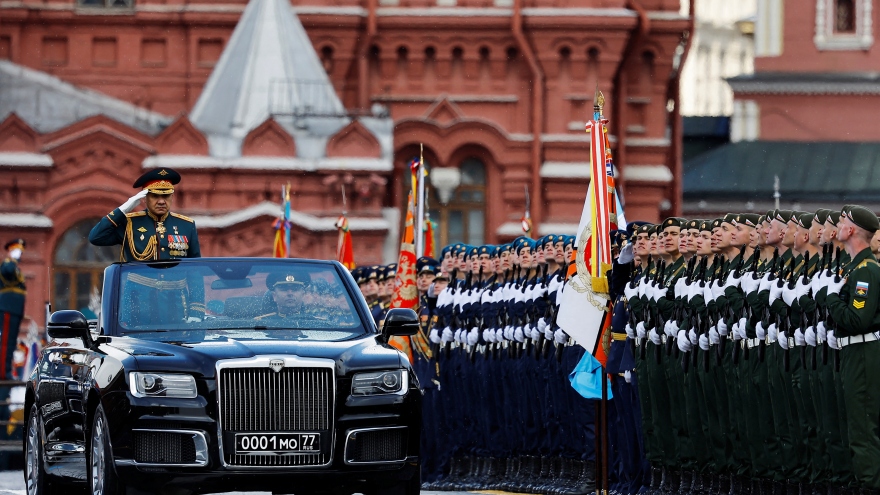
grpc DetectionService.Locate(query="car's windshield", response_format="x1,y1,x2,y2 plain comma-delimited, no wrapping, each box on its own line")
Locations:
115,260,365,342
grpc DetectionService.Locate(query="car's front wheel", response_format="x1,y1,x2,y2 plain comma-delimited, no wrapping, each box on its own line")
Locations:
89,405,126,495
24,404,52,495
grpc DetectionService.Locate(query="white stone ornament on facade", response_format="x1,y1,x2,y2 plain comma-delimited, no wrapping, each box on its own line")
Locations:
429,167,461,205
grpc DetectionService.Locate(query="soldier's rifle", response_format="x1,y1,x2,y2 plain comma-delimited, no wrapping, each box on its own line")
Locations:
759,248,780,362
833,246,842,371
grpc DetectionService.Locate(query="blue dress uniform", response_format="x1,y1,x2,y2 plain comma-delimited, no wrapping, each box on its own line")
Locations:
0,239,26,380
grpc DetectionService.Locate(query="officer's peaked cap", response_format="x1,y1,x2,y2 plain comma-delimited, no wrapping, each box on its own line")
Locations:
133,168,181,195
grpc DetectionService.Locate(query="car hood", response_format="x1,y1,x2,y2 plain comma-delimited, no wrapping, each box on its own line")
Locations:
103,335,404,378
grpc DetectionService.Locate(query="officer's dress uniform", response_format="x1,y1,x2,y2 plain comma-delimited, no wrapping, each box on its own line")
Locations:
0,254,25,379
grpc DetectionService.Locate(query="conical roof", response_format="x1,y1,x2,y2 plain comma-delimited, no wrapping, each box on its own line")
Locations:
190,0,347,157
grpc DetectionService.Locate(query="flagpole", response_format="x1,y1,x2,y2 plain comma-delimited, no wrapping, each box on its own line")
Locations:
415,144,426,257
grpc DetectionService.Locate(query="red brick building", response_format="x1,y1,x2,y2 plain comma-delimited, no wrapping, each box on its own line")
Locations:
684,0,880,216
0,0,691,324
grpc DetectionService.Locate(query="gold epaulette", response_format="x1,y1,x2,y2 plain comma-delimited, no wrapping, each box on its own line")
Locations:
612,332,628,341
171,212,195,223
126,211,147,218
857,259,880,269
254,312,277,320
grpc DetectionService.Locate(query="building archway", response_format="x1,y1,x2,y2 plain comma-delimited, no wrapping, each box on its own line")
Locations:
53,219,117,315
428,157,486,248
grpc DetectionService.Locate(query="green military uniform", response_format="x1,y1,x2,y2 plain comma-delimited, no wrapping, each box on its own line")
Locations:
89,209,201,262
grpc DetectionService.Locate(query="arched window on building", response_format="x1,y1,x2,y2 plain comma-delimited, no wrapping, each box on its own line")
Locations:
53,219,117,317
428,158,486,247
835,0,856,32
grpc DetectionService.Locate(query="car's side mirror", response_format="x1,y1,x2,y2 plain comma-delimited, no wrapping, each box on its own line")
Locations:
380,308,420,341
48,310,93,346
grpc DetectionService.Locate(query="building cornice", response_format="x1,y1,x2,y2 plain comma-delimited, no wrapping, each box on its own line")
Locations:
143,155,392,172
191,201,389,232
729,73,880,95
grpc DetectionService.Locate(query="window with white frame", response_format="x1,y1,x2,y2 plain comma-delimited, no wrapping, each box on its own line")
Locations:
814,0,873,50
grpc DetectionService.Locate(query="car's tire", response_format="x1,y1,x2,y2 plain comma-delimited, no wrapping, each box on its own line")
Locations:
89,405,126,495
24,404,54,495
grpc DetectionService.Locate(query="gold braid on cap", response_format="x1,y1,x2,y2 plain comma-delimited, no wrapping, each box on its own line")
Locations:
144,180,175,193
123,219,157,261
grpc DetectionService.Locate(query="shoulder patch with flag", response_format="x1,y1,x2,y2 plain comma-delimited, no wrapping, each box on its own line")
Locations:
856,281,869,296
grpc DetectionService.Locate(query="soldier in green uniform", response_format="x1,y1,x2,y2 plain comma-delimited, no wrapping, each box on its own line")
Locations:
89,168,201,261
0,239,26,380
821,205,880,493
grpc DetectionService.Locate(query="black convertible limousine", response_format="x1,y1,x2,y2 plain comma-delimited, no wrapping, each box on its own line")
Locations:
24,258,422,495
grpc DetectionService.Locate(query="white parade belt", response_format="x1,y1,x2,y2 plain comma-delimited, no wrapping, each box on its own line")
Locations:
838,332,880,348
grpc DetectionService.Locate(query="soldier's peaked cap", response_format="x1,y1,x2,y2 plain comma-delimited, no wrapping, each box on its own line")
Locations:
133,168,181,195
843,205,880,233
267,271,308,289
4,238,25,250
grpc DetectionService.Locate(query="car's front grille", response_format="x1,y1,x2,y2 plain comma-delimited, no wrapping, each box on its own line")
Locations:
133,431,197,464
345,428,408,464
218,367,334,467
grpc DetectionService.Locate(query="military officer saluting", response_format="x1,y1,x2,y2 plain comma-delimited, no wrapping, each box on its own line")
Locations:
89,168,200,261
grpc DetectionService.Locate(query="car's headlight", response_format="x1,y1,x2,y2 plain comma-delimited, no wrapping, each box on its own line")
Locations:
129,372,197,398
351,370,407,396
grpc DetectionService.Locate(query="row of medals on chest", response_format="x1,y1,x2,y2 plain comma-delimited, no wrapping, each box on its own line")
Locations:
139,222,186,249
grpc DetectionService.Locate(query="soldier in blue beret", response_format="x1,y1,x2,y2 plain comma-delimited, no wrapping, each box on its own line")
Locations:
89,168,200,261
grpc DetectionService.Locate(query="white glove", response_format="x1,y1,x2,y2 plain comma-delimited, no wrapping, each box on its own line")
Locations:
554,328,568,345
513,326,525,342
794,328,805,347
796,277,812,299
624,283,638,301
811,271,829,294
624,370,632,383
119,189,148,214
185,316,201,323
756,321,766,340
441,327,453,343
495,328,505,342
453,329,463,343
636,322,647,339
724,271,741,289
817,322,827,344
677,330,692,352
688,328,698,345
544,326,555,341
675,278,687,299
709,327,720,345
638,280,648,298
430,329,441,344
768,323,778,342
653,283,667,301
778,331,789,349
703,283,714,303
827,276,846,295
483,329,495,343
467,328,479,346
782,283,798,306
768,280,785,304
711,280,726,300
740,273,761,294
9,248,22,260
699,334,710,351
717,320,729,336
537,317,549,333
664,320,677,338
625,323,635,339
732,321,743,340
649,328,662,345
758,273,774,293
687,281,701,301
827,330,840,350
804,326,816,347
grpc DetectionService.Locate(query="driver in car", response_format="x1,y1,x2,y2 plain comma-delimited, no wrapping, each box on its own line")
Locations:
255,272,313,321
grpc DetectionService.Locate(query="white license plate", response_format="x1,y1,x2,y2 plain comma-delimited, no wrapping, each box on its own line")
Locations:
234,433,321,454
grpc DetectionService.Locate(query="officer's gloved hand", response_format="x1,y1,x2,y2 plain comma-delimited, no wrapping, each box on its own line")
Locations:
9,248,21,261
778,331,789,349
119,189,148,214
649,328,662,346
724,271,741,289
624,370,632,383
794,328,805,347
816,321,827,343
624,283,638,301
811,271,829,294
664,320,677,338
554,328,569,345
467,328,480,346
699,334,710,351
827,276,846,295
430,328,441,344
782,283,799,306
185,316,201,323
768,279,785,304
827,330,840,350
453,329,463,343
638,280,648,298
711,280,726,301
740,273,761,294
677,330,692,352
537,317,549,333
702,283,714,303
625,323,636,339
675,278,687,299
731,321,743,340
495,328,505,342
513,326,525,342
482,329,494,343
689,328,698,345
804,326,817,346
544,325,555,341
441,327,454,343
709,326,720,345
756,321,766,340
796,277,812,299
768,323,778,342
717,320,729,336
758,273,774,293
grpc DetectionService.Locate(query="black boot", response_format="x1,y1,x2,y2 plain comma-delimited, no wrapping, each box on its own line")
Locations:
648,466,663,494
679,470,694,495
664,470,681,495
